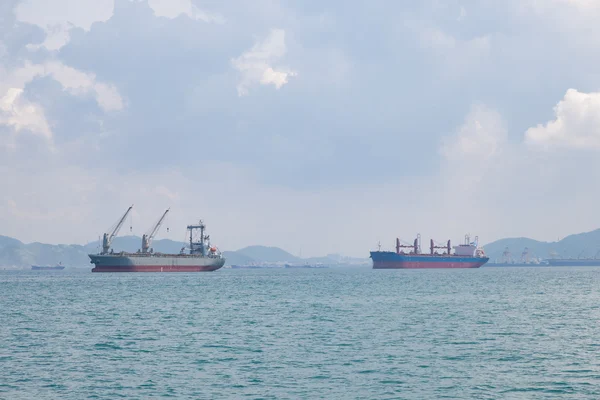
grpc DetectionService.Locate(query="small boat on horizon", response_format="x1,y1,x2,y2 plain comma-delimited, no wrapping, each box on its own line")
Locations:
32,263,65,270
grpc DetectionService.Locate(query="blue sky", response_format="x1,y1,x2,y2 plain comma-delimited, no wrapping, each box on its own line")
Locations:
2,0,600,257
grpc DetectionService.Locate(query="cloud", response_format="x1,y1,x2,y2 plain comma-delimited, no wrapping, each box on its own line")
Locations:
407,21,492,77
0,60,123,149
43,62,124,111
436,105,509,231
2,60,123,111
147,0,225,23
525,89,600,150
0,88,52,143
441,105,507,164
14,0,114,50
6,0,600,257
232,29,297,96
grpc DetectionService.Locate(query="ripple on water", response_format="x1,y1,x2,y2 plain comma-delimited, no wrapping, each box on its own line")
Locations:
2,268,600,399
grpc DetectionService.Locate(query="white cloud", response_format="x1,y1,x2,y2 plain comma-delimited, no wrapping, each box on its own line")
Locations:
437,105,509,231
43,62,124,111
2,61,124,112
527,0,600,12
525,89,600,150
147,0,225,23
26,24,73,52
15,0,114,50
458,6,467,21
0,88,52,143
441,105,507,165
0,61,123,147
405,21,491,77
232,29,297,96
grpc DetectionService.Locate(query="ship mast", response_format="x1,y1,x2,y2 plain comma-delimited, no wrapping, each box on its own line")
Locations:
141,208,170,253
187,220,206,256
102,205,133,254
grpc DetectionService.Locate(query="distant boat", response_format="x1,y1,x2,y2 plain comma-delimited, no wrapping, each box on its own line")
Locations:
284,264,327,269
32,263,65,270
485,261,548,267
546,258,600,267
231,264,284,269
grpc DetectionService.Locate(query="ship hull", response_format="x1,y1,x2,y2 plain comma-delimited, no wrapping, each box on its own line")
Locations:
89,254,225,273
370,252,488,269
32,266,65,270
91,265,222,272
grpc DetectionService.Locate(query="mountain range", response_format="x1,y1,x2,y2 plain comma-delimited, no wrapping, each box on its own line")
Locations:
2,228,600,269
482,229,600,263
0,235,367,269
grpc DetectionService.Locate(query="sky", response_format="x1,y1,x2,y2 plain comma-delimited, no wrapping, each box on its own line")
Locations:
2,0,600,257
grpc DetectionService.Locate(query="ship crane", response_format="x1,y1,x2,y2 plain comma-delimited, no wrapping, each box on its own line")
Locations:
142,208,170,253
396,234,421,254
502,247,512,263
430,239,452,255
102,205,133,254
521,247,530,263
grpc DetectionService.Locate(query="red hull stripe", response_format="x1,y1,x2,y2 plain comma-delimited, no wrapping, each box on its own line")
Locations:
373,261,485,269
92,265,222,272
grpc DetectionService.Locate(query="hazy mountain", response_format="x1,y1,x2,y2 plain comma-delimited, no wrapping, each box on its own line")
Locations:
483,229,600,262
5,228,600,268
0,235,367,268
0,235,22,249
235,246,301,263
85,236,186,254
221,251,255,266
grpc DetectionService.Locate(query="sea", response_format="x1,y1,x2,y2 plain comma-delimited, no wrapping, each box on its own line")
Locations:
2,267,600,399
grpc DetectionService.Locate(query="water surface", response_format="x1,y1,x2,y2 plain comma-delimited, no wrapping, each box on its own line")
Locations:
2,267,600,399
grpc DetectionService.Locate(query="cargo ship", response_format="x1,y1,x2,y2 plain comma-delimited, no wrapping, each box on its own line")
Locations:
89,206,225,272
546,258,600,267
370,234,489,269
486,261,549,267
32,263,65,270
284,263,327,269
485,247,548,267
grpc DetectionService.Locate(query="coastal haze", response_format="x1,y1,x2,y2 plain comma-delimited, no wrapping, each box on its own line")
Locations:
4,228,600,269
2,1,600,257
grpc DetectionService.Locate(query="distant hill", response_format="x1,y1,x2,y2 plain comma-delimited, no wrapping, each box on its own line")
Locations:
0,235,22,249
235,245,300,263
84,236,186,254
483,229,600,262
221,251,255,266
7,229,600,269
0,234,368,269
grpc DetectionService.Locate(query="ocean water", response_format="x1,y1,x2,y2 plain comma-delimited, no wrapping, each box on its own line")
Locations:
2,267,600,399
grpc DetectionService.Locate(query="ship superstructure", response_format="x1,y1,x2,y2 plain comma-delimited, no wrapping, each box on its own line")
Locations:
370,234,489,269
89,206,225,272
